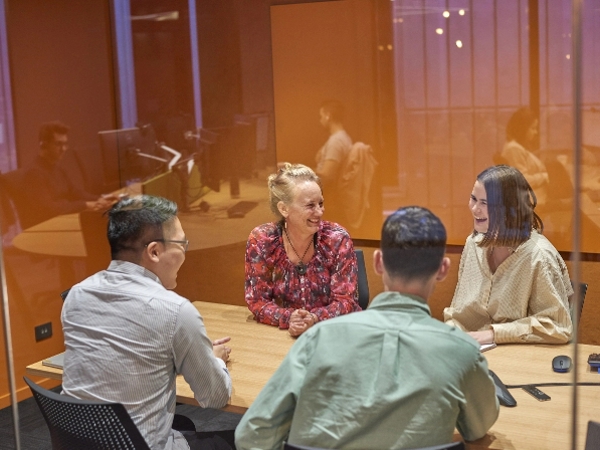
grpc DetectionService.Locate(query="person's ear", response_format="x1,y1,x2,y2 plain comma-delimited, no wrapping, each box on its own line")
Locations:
277,201,288,219
435,257,451,282
373,249,384,275
144,241,161,263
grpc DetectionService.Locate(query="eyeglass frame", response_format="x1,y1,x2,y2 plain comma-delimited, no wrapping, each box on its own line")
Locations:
145,238,189,252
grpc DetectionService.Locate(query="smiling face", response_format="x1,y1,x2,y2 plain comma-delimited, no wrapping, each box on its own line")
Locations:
469,180,489,233
154,217,187,289
279,180,324,236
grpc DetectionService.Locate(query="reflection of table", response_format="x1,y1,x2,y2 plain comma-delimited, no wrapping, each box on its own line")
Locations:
13,179,272,257
26,301,295,414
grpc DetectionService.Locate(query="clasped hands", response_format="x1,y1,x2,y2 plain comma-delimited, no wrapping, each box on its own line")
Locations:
288,309,318,337
212,336,232,363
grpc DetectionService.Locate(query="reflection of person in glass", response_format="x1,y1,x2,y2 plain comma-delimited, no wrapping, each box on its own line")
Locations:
500,107,549,204
444,165,573,345
22,121,116,227
244,163,360,337
315,100,352,220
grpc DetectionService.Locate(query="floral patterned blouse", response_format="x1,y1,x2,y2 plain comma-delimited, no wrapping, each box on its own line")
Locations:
244,220,360,329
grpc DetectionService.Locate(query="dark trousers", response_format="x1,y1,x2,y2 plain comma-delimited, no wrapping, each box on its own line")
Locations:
182,430,236,450
173,414,236,450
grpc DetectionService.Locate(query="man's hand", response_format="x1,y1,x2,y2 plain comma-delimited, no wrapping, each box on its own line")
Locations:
85,196,117,212
468,329,495,345
212,336,231,363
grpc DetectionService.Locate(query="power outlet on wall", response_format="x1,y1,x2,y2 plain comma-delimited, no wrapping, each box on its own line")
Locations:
35,322,52,342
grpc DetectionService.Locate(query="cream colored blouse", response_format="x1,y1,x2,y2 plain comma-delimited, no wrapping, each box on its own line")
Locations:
444,231,573,344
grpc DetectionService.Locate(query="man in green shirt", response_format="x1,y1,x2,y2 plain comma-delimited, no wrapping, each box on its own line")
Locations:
235,206,499,450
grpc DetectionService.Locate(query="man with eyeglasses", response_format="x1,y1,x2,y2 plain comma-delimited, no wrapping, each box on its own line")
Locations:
62,195,236,450
20,121,116,228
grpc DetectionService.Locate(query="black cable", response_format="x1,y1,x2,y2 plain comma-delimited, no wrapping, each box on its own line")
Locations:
506,382,600,389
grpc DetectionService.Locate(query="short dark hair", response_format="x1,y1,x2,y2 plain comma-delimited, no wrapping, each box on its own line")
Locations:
320,100,345,123
381,206,446,281
107,195,178,260
506,107,537,147
476,165,543,248
39,121,69,145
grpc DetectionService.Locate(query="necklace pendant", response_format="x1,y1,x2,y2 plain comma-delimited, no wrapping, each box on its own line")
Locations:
296,262,307,275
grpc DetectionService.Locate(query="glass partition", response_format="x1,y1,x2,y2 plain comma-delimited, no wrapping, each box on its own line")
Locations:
0,0,597,448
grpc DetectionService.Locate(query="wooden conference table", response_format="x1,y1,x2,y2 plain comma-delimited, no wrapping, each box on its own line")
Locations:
26,301,600,449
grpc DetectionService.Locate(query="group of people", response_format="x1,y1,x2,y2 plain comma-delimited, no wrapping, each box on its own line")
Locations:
59,144,573,449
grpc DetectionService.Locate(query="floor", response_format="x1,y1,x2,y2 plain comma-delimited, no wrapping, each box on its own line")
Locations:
0,385,243,450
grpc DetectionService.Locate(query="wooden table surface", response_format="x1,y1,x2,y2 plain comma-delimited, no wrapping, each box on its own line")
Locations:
26,301,600,448
466,343,600,449
26,301,295,414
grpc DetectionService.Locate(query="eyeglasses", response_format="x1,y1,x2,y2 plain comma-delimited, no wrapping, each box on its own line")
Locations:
145,239,189,252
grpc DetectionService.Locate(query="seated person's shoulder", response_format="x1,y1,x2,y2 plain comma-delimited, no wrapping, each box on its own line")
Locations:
248,222,280,248
318,221,352,249
527,232,564,260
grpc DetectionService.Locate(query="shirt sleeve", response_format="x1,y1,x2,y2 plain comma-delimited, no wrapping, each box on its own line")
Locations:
173,301,232,408
309,232,361,320
502,143,549,189
245,230,295,328
23,166,92,217
456,353,499,441
491,259,573,344
443,243,469,327
234,334,311,450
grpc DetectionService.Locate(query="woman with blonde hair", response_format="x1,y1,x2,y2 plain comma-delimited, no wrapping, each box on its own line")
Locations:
444,165,573,344
245,163,360,337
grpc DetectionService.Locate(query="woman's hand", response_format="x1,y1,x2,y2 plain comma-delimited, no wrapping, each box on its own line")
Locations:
468,329,495,345
288,310,318,337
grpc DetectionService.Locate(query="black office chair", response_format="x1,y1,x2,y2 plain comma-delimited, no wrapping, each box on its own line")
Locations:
355,249,370,309
569,280,588,326
284,442,464,450
24,376,150,450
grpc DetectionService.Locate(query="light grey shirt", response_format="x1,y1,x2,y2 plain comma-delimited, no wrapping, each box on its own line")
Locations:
62,260,232,450
235,291,499,450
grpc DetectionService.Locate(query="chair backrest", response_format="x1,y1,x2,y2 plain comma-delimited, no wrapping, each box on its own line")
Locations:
355,249,369,309
24,377,150,450
284,442,464,450
569,280,588,326
60,289,70,301
585,420,600,450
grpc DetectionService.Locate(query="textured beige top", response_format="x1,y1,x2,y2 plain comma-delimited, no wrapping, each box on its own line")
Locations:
444,231,573,344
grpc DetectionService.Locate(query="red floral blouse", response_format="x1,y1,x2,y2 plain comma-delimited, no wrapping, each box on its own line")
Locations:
244,220,360,329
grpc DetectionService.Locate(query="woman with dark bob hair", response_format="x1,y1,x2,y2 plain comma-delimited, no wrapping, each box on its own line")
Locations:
500,107,549,204
444,165,573,345
244,163,360,337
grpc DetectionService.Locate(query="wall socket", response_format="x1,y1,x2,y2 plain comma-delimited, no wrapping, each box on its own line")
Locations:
35,322,52,342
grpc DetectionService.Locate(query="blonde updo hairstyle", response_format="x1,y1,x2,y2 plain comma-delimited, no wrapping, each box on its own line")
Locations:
268,163,322,221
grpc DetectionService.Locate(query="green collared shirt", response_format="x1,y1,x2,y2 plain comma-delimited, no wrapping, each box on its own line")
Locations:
235,291,499,450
